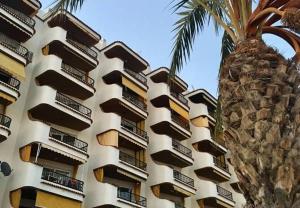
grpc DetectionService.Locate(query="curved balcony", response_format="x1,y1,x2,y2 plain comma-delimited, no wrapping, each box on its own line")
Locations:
0,0,42,16
190,125,227,156
0,32,32,64
150,107,191,141
194,152,230,182
150,134,193,168
100,83,147,121
42,28,98,71
92,145,147,181
28,87,92,131
36,56,95,100
150,166,196,198
86,183,146,208
9,163,84,202
0,72,20,104
197,181,235,208
0,114,11,143
121,118,148,142
0,2,35,42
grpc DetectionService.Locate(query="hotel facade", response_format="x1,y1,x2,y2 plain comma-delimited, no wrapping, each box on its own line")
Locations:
0,1,246,207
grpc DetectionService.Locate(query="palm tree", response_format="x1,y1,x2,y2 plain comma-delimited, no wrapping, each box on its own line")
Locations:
50,0,300,207
171,1,300,207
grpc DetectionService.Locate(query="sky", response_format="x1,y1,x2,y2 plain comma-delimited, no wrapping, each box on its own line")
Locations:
41,0,295,97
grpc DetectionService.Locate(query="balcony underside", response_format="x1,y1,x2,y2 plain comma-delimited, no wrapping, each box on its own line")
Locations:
36,70,94,100
100,98,145,122
0,0,41,16
29,104,91,131
199,197,234,208
102,165,142,182
94,205,116,208
151,121,189,141
103,70,124,85
231,182,243,194
151,150,192,168
159,183,191,198
196,140,226,157
0,16,32,42
30,142,83,165
47,41,97,72
195,167,230,182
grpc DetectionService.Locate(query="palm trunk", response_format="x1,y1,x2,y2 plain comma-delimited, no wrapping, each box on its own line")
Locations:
219,39,300,208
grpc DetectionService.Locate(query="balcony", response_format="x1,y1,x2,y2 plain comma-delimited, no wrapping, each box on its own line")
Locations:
119,151,147,171
56,93,91,117
66,38,97,60
49,127,88,153
171,113,190,131
28,88,92,131
122,90,147,111
0,0,42,16
172,139,192,158
121,118,148,142
36,61,95,100
213,157,229,173
0,2,35,42
0,114,11,142
171,91,188,107
0,71,20,104
41,167,84,192
124,68,147,86
173,170,194,188
217,185,234,201
117,187,147,207
0,33,32,63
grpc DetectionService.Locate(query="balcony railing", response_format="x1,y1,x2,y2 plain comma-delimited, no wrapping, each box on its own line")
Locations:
217,185,233,201
173,170,194,187
121,118,148,142
208,108,216,120
0,74,20,90
124,69,147,86
213,157,229,173
61,63,94,87
56,93,92,117
122,90,147,111
0,114,11,128
171,91,188,106
66,38,97,60
0,33,33,62
172,139,192,158
117,187,147,207
49,128,88,152
41,168,84,192
119,151,147,171
171,113,190,131
0,2,35,28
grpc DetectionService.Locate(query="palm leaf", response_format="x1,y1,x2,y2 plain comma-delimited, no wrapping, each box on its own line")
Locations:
50,0,86,13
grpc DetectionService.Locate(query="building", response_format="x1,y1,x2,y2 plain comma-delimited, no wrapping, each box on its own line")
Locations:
0,1,246,207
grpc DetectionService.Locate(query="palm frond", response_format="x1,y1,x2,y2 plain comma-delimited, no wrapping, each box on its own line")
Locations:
51,0,86,13
170,1,208,76
219,30,235,71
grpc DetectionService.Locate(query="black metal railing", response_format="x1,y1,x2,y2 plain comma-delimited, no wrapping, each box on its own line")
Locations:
122,90,147,111
49,128,88,152
171,113,190,131
0,33,33,62
217,185,233,201
121,118,148,142
173,170,194,187
172,139,192,158
119,151,147,171
124,69,147,86
0,74,20,90
175,203,185,208
66,38,97,60
56,93,92,117
213,157,229,173
117,187,147,207
0,2,35,28
170,91,188,106
61,63,94,87
41,168,84,192
0,114,11,128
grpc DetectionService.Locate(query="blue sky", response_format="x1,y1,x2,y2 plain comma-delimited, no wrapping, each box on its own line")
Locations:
41,0,295,96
